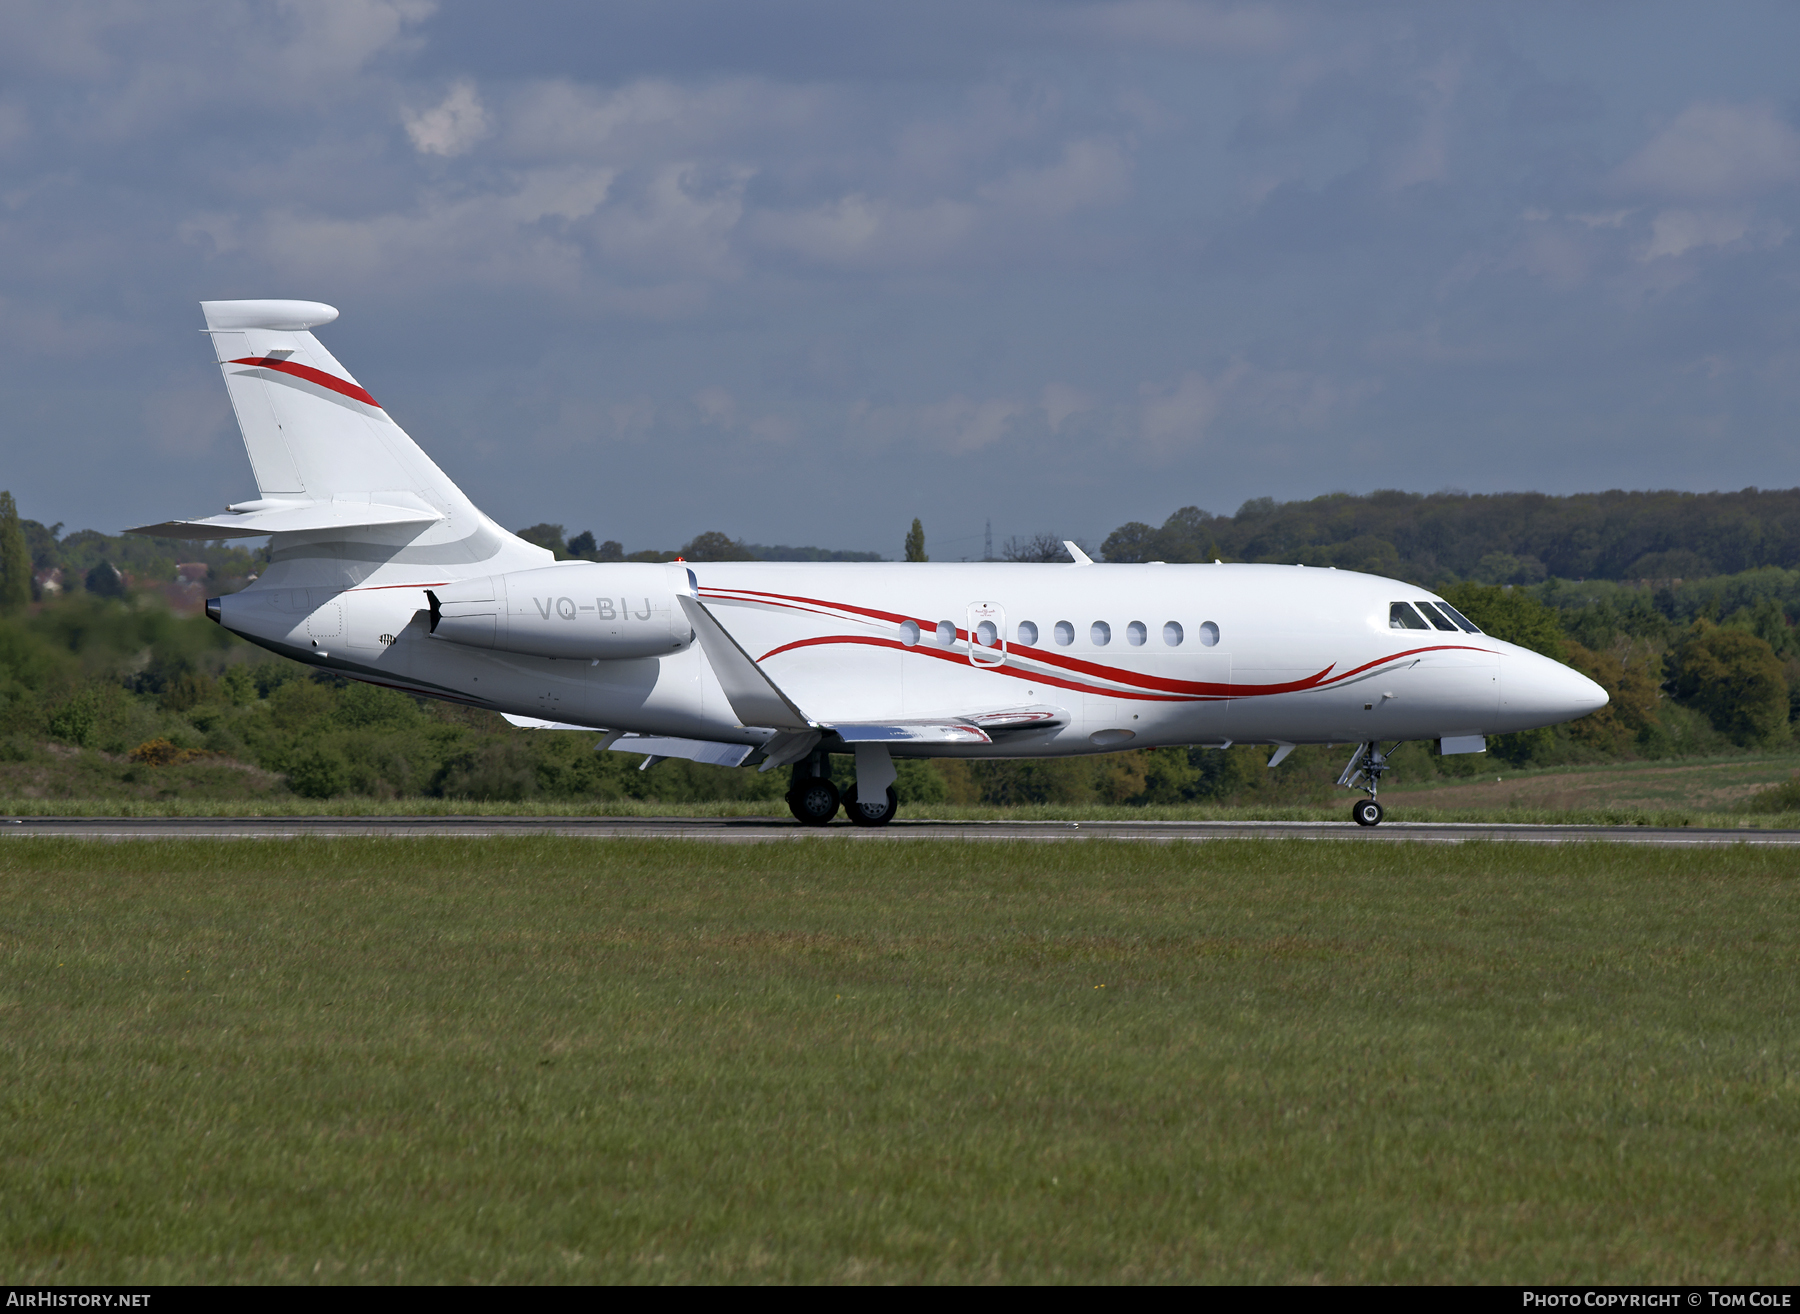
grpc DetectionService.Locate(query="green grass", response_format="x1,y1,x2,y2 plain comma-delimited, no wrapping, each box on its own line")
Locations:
3,838,1798,1283
4,792,1800,829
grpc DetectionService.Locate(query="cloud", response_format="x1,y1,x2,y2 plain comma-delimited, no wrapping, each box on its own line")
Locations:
272,0,436,80
1137,362,1378,455
1139,370,1223,452
919,395,1027,453
1069,1,1295,53
1382,55,1463,190
404,80,488,156
503,77,829,164
1041,383,1094,432
182,163,617,289
977,137,1133,214
1612,102,1800,198
141,384,232,459
750,193,978,269
1638,208,1786,261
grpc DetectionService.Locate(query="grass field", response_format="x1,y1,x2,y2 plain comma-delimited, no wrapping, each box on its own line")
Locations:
3,837,1797,1283
7,750,1800,828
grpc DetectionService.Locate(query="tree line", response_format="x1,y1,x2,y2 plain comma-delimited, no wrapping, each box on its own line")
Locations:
1098,487,1800,583
5,487,1800,810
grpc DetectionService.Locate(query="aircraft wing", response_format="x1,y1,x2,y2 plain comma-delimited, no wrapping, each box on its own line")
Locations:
678,593,815,730
679,594,1071,748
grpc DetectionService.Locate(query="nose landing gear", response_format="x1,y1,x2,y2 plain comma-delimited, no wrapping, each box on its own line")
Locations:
1339,741,1395,827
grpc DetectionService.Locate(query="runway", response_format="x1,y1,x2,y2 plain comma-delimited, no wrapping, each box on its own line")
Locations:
4,815,1799,846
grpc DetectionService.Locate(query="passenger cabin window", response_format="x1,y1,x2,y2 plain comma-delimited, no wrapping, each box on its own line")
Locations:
1199,621,1219,647
1017,620,1039,646
899,620,920,646
975,619,999,647
1390,602,1430,630
1434,601,1483,634
1164,621,1184,646
1054,620,1074,646
1091,621,1112,646
935,620,956,645
1413,601,1458,632
1127,620,1147,646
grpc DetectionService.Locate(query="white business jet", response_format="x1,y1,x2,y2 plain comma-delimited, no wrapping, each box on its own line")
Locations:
131,300,1607,827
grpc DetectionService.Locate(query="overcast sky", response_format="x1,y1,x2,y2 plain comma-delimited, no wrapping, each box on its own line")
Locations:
5,1,1800,558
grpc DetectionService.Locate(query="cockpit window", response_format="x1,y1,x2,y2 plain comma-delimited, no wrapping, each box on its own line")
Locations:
1433,601,1483,634
1413,600,1458,632
1390,601,1430,630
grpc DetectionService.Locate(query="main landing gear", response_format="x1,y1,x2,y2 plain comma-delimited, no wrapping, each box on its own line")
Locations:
1338,741,1396,827
787,772,840,826
786,751,902,826
842,782,900,827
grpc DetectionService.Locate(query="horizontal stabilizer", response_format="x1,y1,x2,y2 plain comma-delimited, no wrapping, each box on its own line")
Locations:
128,500,445,541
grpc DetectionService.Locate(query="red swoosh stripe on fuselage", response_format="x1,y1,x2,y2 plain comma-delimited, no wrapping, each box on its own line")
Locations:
759,633,1216,702
700,585,1492,699
230,357,382,409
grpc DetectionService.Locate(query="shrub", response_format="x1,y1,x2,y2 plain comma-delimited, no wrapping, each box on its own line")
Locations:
128,738,212,766
893,758,947,804
46,684,129,749
1667,624,1789,747
436,739,538,801
1743,773,1800,814
286,747,347,799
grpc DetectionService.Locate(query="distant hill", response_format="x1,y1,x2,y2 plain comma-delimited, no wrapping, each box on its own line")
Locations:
1101,488,1800,584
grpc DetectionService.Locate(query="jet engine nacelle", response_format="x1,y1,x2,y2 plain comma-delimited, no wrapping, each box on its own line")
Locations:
428,562,695,661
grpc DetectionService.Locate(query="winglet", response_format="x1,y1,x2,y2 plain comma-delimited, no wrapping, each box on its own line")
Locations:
678,594,815,731
1064,540,1094,565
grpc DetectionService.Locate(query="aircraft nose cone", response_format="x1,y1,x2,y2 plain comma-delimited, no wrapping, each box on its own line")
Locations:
1503,650,1609,725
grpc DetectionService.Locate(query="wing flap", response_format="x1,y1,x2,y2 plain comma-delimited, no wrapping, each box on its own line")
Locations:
824,703,1069,745
610,734,758,768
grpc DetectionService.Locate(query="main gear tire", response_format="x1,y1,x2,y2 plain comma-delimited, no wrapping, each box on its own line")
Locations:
842,782,900,827
1351,798,1384,827
787,777,841,826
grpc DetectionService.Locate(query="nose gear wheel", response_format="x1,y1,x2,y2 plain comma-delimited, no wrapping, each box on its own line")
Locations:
1338,741,1397,827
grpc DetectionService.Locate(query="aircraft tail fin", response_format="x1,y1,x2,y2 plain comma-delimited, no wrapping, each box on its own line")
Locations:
201,299,456,511
174,299,547,574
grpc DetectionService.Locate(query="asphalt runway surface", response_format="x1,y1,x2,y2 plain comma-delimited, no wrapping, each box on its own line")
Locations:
4,815,1799,846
